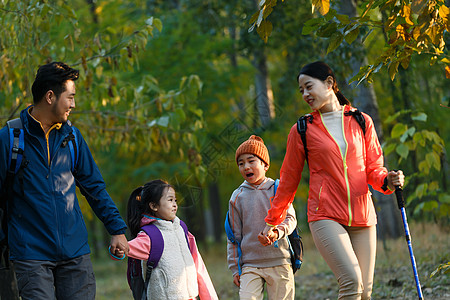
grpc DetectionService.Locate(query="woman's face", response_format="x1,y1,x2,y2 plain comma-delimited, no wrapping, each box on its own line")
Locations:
298,74,337,113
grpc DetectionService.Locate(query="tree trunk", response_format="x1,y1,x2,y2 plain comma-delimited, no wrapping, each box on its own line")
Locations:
339,0,403,239
253,47,275,128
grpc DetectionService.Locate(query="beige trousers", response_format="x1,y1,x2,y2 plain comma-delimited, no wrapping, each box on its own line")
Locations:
310,220,376,300
239,264,295,300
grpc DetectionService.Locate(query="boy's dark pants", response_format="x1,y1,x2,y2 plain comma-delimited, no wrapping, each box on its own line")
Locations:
13,254,95,300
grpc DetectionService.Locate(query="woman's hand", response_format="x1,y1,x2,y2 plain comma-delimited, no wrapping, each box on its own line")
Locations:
233,274,240,287
387,169,405,190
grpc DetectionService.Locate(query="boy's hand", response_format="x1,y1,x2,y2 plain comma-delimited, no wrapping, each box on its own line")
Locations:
233,274,240,287
258,227,279,246
258,232,272,246
266,228,279,243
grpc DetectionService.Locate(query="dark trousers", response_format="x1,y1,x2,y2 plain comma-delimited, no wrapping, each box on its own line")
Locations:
13,254,96,300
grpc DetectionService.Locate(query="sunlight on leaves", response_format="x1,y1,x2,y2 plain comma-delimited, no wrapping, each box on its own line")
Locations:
312,0,330,15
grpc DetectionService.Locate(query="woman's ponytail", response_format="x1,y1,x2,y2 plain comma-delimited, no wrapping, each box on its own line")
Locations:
335,90,351,106
127,186,144,239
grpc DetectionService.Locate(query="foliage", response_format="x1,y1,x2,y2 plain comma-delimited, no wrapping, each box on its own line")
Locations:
382,110,448,220
250,0,450,82
0,0,206,216
431,261,450,277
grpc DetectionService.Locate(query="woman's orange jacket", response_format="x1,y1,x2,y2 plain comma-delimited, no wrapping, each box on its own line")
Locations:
265,105,393,227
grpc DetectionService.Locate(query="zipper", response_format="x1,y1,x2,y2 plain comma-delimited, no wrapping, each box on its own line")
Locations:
47,127,68,258
319,107,352,226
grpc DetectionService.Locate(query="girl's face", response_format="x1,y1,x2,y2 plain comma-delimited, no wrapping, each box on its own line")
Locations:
237,154,269,186
151,187,177,221
298,74,338,113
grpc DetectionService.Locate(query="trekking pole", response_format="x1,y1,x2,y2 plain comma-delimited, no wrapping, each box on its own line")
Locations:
395,186,424,300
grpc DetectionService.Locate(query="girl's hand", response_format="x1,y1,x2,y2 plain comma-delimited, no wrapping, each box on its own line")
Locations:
387,170,405,190
233,274,240,287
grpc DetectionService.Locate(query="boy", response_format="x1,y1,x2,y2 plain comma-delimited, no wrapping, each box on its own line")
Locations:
227,135,297,300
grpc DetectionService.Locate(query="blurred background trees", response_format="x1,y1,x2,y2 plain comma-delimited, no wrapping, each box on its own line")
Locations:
1,0,448,254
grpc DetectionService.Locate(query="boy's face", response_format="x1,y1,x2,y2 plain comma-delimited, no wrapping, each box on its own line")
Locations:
237,153,269,185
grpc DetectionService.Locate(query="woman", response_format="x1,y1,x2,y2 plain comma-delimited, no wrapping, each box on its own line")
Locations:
261,61,404,299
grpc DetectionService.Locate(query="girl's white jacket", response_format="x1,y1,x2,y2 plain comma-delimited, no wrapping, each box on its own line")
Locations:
127,216,218,300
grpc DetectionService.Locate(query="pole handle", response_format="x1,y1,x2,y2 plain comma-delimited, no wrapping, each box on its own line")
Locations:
392,169,405,209
395,186,405,209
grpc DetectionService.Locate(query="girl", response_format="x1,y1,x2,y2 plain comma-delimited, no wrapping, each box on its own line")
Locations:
114,179,218,300
261,61,404,299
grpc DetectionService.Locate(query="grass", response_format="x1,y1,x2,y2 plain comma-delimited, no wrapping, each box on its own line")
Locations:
93,221,449,299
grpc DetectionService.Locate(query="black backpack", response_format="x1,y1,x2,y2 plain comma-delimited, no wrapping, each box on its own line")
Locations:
297,109,366,164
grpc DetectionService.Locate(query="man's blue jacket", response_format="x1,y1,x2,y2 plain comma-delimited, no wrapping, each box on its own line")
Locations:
0,106,127,261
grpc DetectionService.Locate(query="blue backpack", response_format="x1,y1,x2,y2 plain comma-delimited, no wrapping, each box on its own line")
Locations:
225,179,303,275
0,118,78,268
127,220,190,300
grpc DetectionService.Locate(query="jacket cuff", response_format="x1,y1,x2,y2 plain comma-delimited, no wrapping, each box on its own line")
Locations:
381,176,389,192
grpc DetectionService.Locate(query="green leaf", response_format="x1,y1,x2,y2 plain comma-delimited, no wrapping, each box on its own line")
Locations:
439,193,450,204
317,22,338,37
336,13,350,24
153,18,163,32
418,160,430,174
396,143,409,159
256,20,273,43
391,123,407,138
383,143,396,156
415,183,427,199
327,32,344,54
157,115,170,127
388,61,399,81
422,200,439,211
426,152,441,171
344,27,360,45
411,112,427,122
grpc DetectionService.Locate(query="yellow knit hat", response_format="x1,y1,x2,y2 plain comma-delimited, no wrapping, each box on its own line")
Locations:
235,135,270,166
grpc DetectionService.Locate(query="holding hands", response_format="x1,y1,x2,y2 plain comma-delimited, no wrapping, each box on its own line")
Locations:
258,225,279,246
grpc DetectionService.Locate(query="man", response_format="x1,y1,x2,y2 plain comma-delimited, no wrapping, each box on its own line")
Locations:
0,62,129,299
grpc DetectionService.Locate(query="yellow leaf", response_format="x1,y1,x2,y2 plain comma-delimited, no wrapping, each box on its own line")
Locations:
445,65,450,79
402,4,414,25
439,5,449,19
312,0,330,15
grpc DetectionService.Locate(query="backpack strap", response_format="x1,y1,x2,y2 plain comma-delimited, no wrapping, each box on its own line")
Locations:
224,211,242,276
179,220,190,251
139,223,164,300
61,125,78,173
344,109,366,136
2,118,25,269
141,224,164,269
7,119,24,175
296,114,313,164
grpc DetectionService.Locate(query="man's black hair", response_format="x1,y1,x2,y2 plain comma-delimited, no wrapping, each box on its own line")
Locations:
31,62,79,104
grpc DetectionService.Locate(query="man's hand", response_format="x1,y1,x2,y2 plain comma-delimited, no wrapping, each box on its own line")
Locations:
233,274,240,287
110,234,129,257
